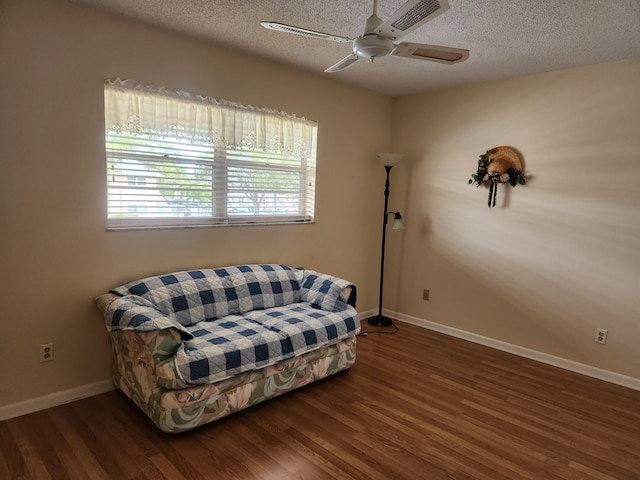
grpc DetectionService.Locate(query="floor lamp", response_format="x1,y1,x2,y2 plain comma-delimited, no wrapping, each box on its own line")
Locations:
368,153,404,327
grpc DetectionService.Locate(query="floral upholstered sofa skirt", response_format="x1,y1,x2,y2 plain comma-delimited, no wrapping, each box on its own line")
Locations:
96,264,360,433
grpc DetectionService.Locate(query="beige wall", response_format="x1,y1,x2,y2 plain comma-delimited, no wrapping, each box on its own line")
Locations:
0,0,391,407
1,0,638,412
391,60,640,378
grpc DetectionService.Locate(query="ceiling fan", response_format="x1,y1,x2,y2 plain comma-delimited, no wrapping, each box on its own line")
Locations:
261,0,469,73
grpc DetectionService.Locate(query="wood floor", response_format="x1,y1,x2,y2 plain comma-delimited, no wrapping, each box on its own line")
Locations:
1,322,639,480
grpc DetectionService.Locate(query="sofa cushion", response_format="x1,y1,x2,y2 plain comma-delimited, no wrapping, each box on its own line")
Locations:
228,264,303,315
301,271,354,312
171,303,360,385
111,264,302,327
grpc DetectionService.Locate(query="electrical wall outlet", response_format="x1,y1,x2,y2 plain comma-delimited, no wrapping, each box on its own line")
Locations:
423,289,430,301
594,328,608,345
40,343,54,362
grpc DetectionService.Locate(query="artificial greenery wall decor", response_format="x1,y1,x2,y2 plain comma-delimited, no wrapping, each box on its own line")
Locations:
468,146,526,208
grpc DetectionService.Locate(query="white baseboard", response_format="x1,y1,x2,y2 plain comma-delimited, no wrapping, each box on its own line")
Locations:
359,308,378,320
363,309,640,392
384,311,640,390
3,309,637,422
0,379,115,422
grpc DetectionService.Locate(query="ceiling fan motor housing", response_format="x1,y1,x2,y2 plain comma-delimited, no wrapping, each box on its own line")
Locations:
353,34,395,59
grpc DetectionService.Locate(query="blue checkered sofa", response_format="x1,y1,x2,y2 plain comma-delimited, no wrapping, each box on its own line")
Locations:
96,264,360,432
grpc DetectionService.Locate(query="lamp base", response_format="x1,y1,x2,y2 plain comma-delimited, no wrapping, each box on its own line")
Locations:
368,314,393,327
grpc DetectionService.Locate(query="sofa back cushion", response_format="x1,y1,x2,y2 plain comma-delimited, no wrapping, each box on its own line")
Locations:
111,264,302,327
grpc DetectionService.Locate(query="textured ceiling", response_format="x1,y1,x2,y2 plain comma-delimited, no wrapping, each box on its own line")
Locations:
69,0,640,97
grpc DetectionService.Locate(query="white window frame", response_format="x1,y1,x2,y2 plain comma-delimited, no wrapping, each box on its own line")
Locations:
104,79,317,230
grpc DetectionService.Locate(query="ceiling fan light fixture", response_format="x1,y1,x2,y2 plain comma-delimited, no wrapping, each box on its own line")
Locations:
353,35,395,59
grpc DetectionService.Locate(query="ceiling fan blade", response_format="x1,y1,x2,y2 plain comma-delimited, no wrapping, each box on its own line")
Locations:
376,0,450,41
392,42,469,64
261,22,351,43
324,54,360,73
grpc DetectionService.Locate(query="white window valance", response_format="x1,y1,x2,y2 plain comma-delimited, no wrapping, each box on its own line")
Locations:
104,78,317,157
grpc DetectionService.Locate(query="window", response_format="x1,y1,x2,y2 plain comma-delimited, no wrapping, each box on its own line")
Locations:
127,176,146,186
104,79,317,229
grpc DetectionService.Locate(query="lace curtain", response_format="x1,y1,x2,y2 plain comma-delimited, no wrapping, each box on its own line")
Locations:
104,78,317,157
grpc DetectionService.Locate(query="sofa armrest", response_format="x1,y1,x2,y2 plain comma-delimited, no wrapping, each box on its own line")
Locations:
300,271,357,311
96,293,193,340
98,294,188,389
339,285,357,308
110,328,182,365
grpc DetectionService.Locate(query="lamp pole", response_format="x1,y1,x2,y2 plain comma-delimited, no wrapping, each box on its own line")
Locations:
368,162,402,327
